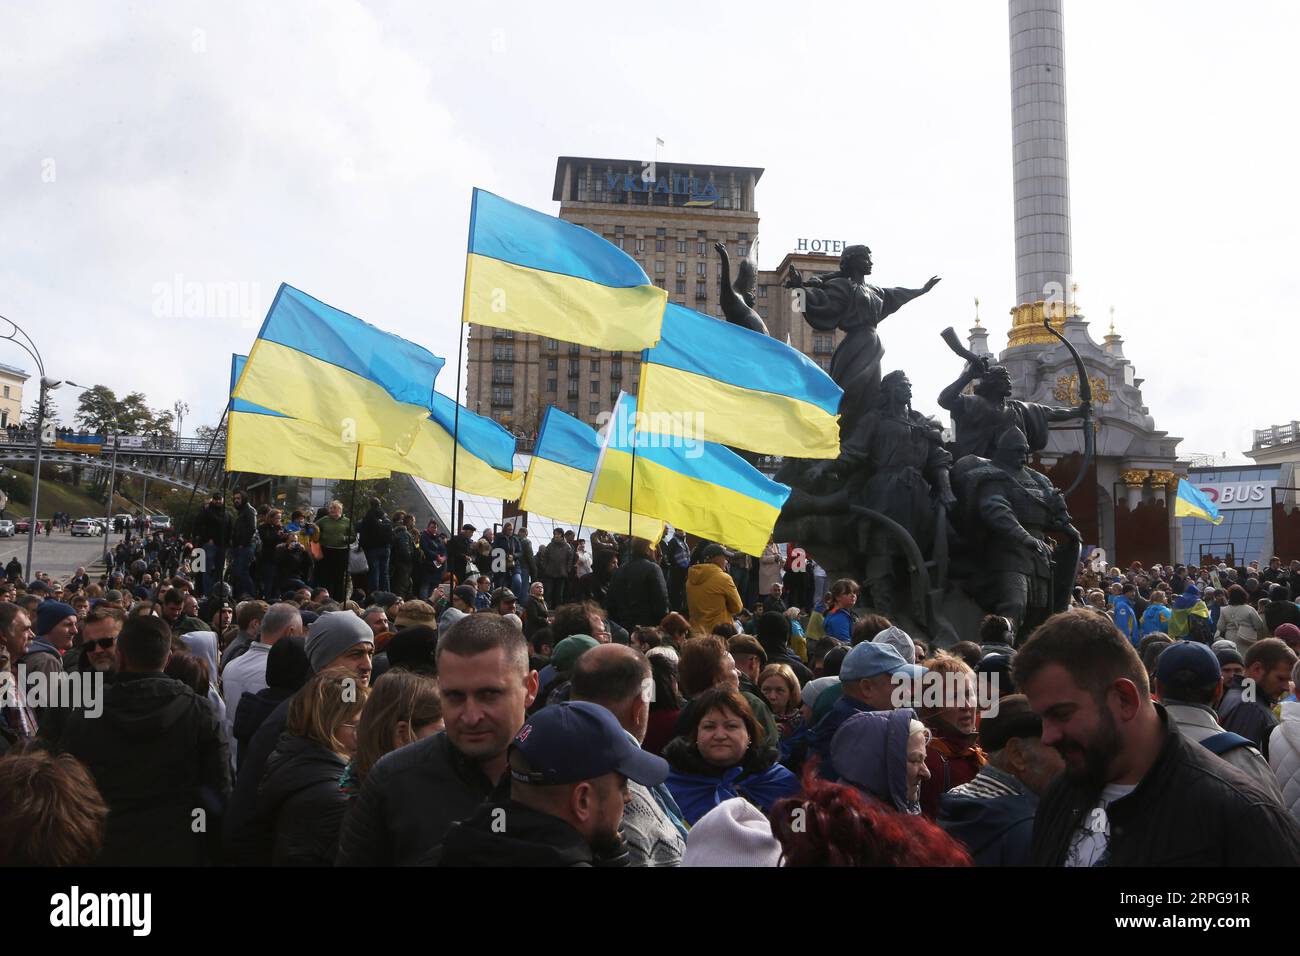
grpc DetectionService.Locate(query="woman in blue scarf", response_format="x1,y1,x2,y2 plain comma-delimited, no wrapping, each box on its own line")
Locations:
664,686,800,825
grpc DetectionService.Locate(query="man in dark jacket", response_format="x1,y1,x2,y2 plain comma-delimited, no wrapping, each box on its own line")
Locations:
193,493,233,597
57,615,231,865
358,498,394,594
604,537,669,629
447,523,476,586
1015,611,1300,866
438,700,667,867
538,528,574,607
228,491,258,599
937,695,1063,865
1218,637,1297,760
662,529,690,613
337,613,538,866
256,509,287,599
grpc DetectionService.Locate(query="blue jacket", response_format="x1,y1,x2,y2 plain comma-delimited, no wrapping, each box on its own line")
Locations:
1140,603,1171,637
662,737,800,825
823,608,854,643
1112,595,1138,645
937,765,1038,865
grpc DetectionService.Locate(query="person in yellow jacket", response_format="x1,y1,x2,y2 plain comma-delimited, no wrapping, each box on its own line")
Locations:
686,543,744,634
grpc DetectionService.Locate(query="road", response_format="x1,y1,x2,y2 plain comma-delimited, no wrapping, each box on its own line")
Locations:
0,529,125,582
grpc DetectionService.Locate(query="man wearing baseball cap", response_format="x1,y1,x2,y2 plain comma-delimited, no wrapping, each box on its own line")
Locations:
937,695,1064,865
437,701,669,867
686,543,742,634
1153,640,1283,802
808,641,925,782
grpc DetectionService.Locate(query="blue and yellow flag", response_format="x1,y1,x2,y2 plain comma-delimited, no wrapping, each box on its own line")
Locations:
233,284,444,454
591,394,791,556
227,355,390,480
361,393,524,501
637,303,842,459
463,189,668,351
1175,479,1224,525
520,406,664,540
55,434,104,455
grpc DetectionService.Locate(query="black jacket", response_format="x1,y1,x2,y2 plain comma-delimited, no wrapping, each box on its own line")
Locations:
1030,704,1300,866
605,556,670,629
252,733,349,866
194,503,233,547
232,502,257,548
1218,678,1280,760
224,695,293,865
447,532,474,582
359,508,394,550
335,731,497,866
232,686,294,772
436,798,628,867
58,672,231,866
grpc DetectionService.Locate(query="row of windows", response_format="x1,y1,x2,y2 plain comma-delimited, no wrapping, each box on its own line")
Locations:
544,379,638,397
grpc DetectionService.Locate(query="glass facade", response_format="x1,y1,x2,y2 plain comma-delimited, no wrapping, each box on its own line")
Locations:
1180,465,1281,567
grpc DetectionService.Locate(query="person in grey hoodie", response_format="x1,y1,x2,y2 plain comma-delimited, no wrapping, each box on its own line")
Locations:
937,695,1063,865
829,707,929,813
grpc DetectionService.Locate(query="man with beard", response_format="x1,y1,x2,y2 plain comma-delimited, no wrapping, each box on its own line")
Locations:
438,701,668,867
1015,611,1300,866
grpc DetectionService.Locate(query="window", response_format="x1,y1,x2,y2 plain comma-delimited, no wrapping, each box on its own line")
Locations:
696,281,707,300
738,244,748,257
568,401,578,414
656,227,666,237
492,366,514,384
697,242,706,255
590,344,600,353
615,225,624,233
676,261,686,275
590,358,600,371
492,328,514,339
675,279,686,294
589,401,601,415
655,260,665,274
589,380,599,393
2,386,7,398
615,237,625,250
547,357,557,370
568,382,580,398
757,285,768,298
655,239,665,252
814,334,834,355
546,379,557,393
492,387,513,407
676,239,686,253
610,363,622,379
492,345,514,362
568,359,579,375
697,262,706,276
697,230,706,238
569,344,581,355
635,238,644,253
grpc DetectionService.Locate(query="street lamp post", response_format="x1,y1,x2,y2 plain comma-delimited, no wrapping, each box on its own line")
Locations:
2,315,53,581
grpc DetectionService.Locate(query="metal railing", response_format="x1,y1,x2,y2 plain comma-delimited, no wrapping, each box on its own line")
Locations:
1252,421,1300,449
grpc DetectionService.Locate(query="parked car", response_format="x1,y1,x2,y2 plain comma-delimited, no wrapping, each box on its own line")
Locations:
71,518,103,537
15,518,31,534
148,514,172,531
0,520,13,537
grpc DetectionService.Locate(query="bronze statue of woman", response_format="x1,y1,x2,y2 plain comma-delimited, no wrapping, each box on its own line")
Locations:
715,241,767,335
784,244,939,436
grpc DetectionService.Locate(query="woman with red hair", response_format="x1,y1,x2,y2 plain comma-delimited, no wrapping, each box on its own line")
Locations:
770,774,972,867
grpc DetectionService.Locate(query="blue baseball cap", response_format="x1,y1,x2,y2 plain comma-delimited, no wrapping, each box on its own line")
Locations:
1154,640,1222,696
839,641,914,682
510,701,669,787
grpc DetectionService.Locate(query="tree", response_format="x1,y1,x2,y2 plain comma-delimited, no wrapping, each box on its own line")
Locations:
330,476,398,521
74,385,119,435
22,393,59,429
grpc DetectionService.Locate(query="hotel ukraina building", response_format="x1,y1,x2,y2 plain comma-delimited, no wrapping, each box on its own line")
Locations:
465,155,847,439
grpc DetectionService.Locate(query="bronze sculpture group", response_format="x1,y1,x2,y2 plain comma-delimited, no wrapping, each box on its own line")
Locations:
717,242,1091,643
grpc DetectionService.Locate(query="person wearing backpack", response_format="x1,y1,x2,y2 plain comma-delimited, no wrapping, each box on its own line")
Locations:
1153,641,1284,804
1111,584,1139,647
1169,584,1213,643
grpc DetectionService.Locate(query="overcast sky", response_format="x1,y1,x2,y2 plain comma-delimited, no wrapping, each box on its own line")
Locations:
3,1,1295,460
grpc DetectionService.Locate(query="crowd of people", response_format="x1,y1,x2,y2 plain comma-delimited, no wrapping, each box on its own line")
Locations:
5,496,1300,868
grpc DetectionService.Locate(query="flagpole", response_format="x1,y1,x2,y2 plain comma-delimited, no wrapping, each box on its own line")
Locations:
345,443,361,600
451,319,464,534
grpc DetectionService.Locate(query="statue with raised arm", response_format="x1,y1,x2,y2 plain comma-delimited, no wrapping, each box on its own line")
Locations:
938,358,1089,461
785,244,939,437
951,428,1082,634
715,241,767,335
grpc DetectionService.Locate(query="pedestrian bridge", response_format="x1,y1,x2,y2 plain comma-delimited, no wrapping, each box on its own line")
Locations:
0,431,226,494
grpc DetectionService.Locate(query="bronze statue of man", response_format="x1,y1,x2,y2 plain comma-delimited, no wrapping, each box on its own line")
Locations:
951,427,1082,633
824,371,953,617
939,360,1088,461
784,244,939,436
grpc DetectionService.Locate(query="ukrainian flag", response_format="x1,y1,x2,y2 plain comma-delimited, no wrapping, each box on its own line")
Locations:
520,405,664,540
463,188,668,351
361,393,524,501
1175,478,1224,525
54,434,104,455
233,284,444,454
227,355,390,480
637,303,842,459
591,395,791,556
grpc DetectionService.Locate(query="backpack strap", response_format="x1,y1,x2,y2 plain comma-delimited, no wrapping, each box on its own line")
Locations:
1200,731,1254,756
